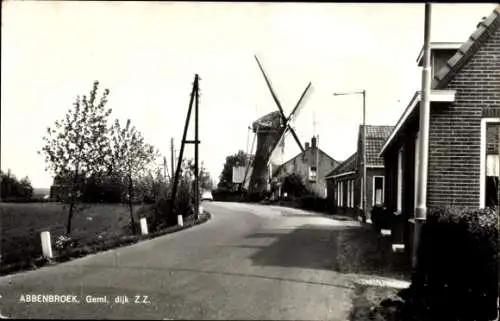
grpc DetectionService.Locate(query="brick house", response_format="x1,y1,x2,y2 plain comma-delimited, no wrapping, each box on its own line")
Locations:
378,6,500,252
325,152,357,215
271,136,340,198
325,125,393,220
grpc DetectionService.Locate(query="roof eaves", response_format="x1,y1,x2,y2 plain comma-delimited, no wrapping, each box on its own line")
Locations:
433,6,500,89
416,42,463,66
325,152,356,177
318,148,339,164
325,170,357,180
378,90,456,157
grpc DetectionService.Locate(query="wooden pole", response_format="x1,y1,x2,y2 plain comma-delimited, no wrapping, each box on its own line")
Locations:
194,77,200,220
171,75,198,215
170,138,175,184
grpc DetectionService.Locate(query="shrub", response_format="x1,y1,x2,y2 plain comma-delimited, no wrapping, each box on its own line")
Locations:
405,206,498,321
300,194,328,212
212,188,245,202
371,205,392,230
137,201,173,232
1,170,33,200
282,173,308,198
247,192,264,203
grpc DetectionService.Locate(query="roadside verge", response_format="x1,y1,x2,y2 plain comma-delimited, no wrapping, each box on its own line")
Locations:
0,211,212,277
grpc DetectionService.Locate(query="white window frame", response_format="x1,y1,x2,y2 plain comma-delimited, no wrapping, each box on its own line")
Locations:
396,147,403,213
480,118,500,209
340,181,344,207
347,180,351,207
336,181,340,206
372,176,385,206
350,179,355,207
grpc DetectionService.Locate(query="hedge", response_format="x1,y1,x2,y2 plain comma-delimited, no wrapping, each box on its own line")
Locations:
299,195,328,212
212,189,246,202
401,206,498,321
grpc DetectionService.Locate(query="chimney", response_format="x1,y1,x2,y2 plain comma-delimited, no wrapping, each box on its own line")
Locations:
305,142,310,149
311,136,317,148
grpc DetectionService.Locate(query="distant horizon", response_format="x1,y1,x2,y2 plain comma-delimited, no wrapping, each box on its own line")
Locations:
2,2,497,189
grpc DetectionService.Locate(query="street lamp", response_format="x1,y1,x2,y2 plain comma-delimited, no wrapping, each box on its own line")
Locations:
413,3,432,281
333,90,367,222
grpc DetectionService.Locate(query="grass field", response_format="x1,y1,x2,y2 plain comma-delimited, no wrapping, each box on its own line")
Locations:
0,202,146,268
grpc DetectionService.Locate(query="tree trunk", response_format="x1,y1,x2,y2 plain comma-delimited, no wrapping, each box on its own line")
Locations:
66,202,74,236
128,172,135,235
66,168,79,236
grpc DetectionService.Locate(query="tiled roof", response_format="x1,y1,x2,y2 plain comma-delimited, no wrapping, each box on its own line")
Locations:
433,5,500,89
325,152,357,178
360,125,394,167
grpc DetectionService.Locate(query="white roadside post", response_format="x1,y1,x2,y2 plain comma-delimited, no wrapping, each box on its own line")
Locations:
177,214,183,227
140,217,149,235
40,231,53,259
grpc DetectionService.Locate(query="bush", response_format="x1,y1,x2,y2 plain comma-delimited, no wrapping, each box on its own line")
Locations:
1,170,33,200
1,197,58,203
282,173,308,198
212,189,245,202
138,200,175,232
405,206,498,321
371,205,392,230
247,192,264,203
300,194,328,212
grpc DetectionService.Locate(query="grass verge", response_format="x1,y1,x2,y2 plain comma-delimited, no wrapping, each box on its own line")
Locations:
0,202,211,276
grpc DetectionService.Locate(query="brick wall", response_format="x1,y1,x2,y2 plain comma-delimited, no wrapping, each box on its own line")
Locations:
329,173,358,216
275,147,339,198
427,22,500,208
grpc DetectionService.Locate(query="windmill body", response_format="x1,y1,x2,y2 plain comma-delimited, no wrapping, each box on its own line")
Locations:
248,111,284,194
247,56,313,196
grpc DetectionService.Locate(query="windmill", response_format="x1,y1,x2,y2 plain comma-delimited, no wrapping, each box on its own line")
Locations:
246,55,313,195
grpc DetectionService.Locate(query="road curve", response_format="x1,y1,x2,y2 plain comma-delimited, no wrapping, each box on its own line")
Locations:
0,202,378,320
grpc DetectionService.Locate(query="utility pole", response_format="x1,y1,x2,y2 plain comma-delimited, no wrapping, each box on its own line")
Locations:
171,74,200,219
362,90,367,223
413,3,432,280
170,138,175,185
333,90,367,221
163,156,168,182
194,76,200,220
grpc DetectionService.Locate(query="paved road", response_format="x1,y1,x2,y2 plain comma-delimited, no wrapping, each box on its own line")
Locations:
0,202,408,320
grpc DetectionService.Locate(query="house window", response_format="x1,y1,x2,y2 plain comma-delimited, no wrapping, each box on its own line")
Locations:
485,122,499,208
336,181,340,206
480,119,499,209
340,181,344,207
309,166,317,182
396,147,403,213
347,181,351,207
350,179,354,207
373,176,384,205
485,154,499,207
360,177,364,210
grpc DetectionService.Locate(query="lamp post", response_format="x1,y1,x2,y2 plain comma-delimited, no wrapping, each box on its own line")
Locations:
413,3,432,281
333,90,367,221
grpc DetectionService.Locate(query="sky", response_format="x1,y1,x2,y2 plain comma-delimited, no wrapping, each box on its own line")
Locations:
1,1,497,188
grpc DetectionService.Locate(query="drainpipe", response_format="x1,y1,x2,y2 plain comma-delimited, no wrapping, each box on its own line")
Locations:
412,3,432,279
